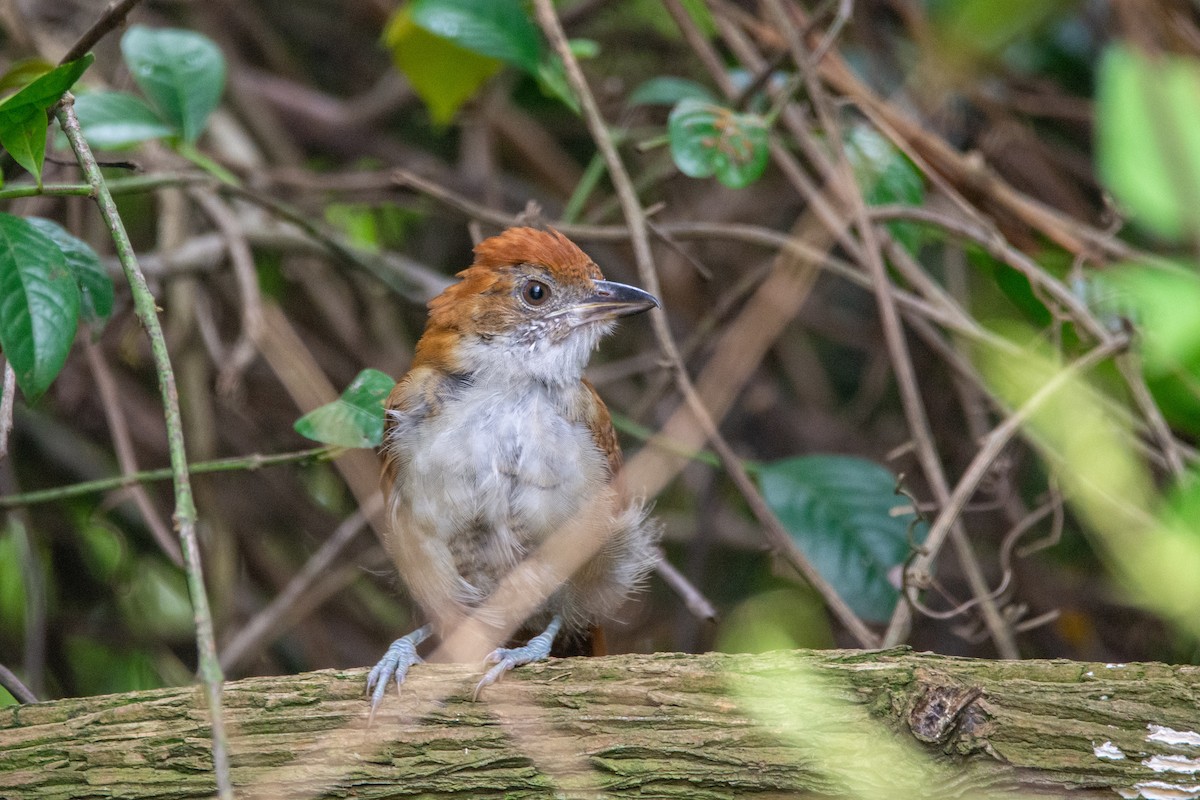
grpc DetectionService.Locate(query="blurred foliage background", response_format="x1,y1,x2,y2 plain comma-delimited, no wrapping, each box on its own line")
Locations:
2,0,1200,708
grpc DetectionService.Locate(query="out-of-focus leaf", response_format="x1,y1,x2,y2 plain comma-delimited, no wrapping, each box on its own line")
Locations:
409,0,542,71
716,586,834,653
65,635,163,695
118,558,194,640
0,55,93,184
74,91,175,149
1097,46,1200,240
0,212,80,399
295,368,396,448
1104,263,1200,377
628,76,717,107
25,217,113,327
384,5,503,124
668,98,769,189
844,125,926,254
758,455,924,622
121,26,226,142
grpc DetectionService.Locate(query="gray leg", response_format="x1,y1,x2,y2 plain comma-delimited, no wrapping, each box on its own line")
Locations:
367,624,433,719
474,615,563,700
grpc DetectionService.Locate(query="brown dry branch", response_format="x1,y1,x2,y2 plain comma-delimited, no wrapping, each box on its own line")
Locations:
4,649,1200,799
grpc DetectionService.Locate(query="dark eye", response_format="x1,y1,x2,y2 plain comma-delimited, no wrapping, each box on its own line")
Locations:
522,279,551,306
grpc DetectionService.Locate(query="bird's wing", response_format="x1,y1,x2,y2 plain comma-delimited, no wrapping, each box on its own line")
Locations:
379,365,456,490
580,378,623,478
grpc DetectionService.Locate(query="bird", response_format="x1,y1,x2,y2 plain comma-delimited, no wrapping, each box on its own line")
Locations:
367,226,662,711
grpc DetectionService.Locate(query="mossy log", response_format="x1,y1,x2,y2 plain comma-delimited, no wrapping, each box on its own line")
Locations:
2,648,1199,799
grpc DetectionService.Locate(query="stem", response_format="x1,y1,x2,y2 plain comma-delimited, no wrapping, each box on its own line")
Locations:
0,446,336,508
54,93,234,800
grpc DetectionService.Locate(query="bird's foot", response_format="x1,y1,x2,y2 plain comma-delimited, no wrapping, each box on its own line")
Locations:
473,615,563,700
366,624,433,721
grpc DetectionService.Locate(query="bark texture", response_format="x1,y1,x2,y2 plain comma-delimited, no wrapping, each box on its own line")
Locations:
2,648,1199,799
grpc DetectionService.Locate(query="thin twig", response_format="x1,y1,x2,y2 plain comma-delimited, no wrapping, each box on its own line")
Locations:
55,93,233,800
58,0,147,64
654,549,718,623
220,499,378,671
83,340,183,566
0,662,37,704
0,446,335,508
900,333,1131,619
532,0,879,649
0,361,14,460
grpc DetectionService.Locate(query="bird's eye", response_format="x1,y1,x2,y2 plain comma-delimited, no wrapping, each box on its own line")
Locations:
522,279,551,306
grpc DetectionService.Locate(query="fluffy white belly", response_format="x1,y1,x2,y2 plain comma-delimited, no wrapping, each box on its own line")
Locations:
400,385,606,560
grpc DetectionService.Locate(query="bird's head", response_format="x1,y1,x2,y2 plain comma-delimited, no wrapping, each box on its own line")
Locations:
413,227,658,385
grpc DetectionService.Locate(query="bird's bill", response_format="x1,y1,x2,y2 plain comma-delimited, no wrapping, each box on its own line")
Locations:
574,280,660,322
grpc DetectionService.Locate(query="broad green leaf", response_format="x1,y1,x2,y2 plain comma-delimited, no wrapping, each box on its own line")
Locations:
0,212,80,399
668,98,770,189
535,56,578,112
0,55,93,184
0,58,53,94
844,125,925,254
121,26,226,142
384,5,503,124
1097,46,1200,240
25,217,113,327
74,91,175,149
758,455,925,621
628,76,717,107
1104,263,1200,377
295,368,396,448
410,0,542,72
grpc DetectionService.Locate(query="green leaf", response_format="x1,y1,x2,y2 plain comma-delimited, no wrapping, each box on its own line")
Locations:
0,58,53,94
384,5,503,124
628,76,717,107
410,0,542,72
25,217,113,327
534,56,578,113
844,125,926,253
0,55,93,184
758,455,925,622
668,98,770,189
1104,263,1200,377
295,368,396,448
0,212,81,399
1097,46,1200,240
73,91,175,149
121,26,226,143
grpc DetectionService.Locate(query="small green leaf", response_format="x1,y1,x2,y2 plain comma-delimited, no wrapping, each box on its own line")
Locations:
25,217,113,327
74,91,175,149
121,26,226,143
844,125,925,253
1097,46,1200,240
758,455,925,622
0,212,80,399
668,98,770,189
0,55,93,184
535,56,578,112
410,0,542,72
295,368,396,448
567,38,600,60
628,76,717,107
0,58,53,93
384,5,503,124
1104,263,1200,377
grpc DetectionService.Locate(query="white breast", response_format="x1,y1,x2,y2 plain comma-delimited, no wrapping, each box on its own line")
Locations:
393,380,607,600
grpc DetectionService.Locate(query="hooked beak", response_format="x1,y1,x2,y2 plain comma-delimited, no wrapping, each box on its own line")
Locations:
574,279,659,323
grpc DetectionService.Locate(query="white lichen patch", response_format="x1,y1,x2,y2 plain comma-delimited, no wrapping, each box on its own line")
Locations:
1116,780,1200,800
1106,663,1127,669
1149,726,1200,749
1096,741,1126,760
1144,756,1200,774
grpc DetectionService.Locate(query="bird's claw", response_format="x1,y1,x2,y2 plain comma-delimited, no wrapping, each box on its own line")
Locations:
471,616,562,700
366,625,432,722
